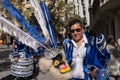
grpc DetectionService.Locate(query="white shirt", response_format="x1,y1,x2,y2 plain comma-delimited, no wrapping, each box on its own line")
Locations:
71,34,88,79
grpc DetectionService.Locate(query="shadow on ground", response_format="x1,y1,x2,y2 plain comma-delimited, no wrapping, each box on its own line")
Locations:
0,50,12,72
1,74,16,80
0,62,11,72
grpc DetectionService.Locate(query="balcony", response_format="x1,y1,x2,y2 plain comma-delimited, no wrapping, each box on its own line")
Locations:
100,0,120,10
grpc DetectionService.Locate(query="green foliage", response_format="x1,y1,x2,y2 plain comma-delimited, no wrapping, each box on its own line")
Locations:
28,13,38,26
47,0,82,36
0,0,84,38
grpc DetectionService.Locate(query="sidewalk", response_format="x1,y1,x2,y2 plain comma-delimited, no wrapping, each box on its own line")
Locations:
0,71,10,80
0,44,13,52
0,68,54,80
0,66,54,80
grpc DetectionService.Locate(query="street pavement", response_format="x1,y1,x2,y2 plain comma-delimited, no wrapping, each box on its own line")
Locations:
0,44,54,80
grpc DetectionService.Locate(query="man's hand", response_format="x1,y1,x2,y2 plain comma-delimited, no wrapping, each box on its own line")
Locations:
90,67,97,78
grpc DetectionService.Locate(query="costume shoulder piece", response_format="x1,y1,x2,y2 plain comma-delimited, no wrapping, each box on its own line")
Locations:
96,34,106,51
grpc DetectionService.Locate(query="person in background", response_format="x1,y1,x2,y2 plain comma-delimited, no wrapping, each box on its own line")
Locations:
106,36,115,54
9,38,35,80
106,37,120,80
63,19,110,80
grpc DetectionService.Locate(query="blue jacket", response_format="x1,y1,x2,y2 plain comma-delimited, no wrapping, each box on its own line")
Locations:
63,32,110,80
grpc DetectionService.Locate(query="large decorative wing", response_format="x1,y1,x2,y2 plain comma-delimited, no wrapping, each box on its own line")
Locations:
30,0,50,41
0,15,47,50
40,2,58,48
30,0,58,48
2,0,47,47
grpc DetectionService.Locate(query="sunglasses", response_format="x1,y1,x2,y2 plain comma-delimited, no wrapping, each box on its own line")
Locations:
70,28,82,33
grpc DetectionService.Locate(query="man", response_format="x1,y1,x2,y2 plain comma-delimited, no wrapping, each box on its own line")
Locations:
63,19,110,80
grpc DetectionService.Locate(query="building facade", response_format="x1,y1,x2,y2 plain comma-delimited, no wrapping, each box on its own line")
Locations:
67,0,90,26
91,0,120,39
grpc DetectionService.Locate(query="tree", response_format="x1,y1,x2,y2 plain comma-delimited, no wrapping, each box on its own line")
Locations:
47,0,82,38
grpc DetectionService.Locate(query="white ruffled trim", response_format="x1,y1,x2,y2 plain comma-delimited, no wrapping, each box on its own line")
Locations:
0,16,41,50
30,0,50,41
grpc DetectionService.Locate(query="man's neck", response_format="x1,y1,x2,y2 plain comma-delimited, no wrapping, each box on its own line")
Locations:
76,38,83,48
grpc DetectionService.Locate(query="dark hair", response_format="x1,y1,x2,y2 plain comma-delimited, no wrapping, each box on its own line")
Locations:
68,19,83,29
107,36,114,44
90,66,96,72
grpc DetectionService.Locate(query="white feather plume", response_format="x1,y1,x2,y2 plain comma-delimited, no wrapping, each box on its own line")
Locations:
30,0,50,41
0,15,46,50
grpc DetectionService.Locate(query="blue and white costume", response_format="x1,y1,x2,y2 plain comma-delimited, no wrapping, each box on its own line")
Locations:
0,0,110,79
63,33,110,80
9,39,34,77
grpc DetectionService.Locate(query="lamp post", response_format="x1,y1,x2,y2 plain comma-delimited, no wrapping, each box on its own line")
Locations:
89,0,93,28
81,0,87,26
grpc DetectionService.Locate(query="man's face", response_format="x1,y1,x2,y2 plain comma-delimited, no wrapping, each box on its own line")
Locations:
70,23,84,42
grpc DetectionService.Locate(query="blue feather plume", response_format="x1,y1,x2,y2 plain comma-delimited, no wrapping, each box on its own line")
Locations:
40,2,58,48
2,0,47,47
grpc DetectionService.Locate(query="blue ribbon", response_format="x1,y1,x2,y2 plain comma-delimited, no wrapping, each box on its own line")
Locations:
63,39,73,64
2,0,47,47
40,2,58,48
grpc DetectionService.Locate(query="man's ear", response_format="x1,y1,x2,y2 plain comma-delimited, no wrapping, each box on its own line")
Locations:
82,27,85,32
